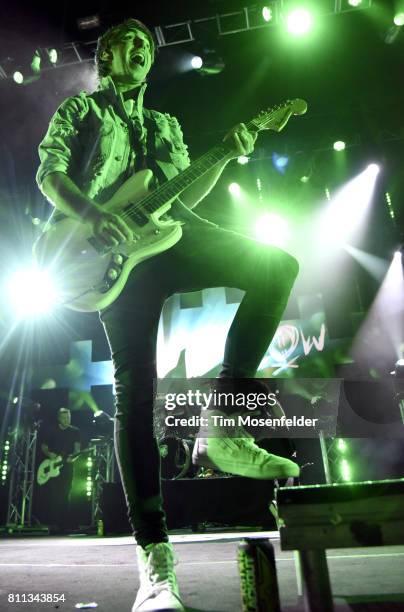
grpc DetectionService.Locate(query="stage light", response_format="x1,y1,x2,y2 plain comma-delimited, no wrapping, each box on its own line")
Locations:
337,438,347,453
228,182,241,197
344,245,390,282
31,50,41,74
394,12,404,26
192,49,225,76
191,56,203,69
321,165,380,244
1,439,10,485
13,71,24,84
237,155,249,165
350,247,404,380
286,8,313,36
348,0,362,6
86,457,93,498
47,48,58,64
394,358,404,369
254,213,289,247
6,266,60,316
385,192,395,220
262,6,273,22
340,458,352,481
366,163,380,176
12,50,42,85
1,467,7,484
333,141,346,151
272,152,289,173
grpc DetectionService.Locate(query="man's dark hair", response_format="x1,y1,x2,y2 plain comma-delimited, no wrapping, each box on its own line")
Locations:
95,18,156,79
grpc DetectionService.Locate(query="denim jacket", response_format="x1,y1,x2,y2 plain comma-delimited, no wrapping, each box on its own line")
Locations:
36,76,210,224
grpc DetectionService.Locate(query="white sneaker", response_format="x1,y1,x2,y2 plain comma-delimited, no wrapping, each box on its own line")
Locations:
192,411,300,480
132,542,185,611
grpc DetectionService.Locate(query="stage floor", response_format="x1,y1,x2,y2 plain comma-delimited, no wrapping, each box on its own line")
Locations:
1,530,404,611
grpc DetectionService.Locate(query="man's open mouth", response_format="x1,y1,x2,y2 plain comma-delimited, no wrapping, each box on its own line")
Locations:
131,53,145,66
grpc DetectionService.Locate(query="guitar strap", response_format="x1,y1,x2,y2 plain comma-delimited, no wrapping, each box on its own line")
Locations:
126,106,216,227
142,111,170,187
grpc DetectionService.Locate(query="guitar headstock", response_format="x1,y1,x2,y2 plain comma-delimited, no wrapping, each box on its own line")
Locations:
251,98,308,133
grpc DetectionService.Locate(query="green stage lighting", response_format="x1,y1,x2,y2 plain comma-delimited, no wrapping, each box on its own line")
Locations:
348,0,362,6
337,438,347,452
340,458,352,481
262,6,273,22
228,182,241,197
31,50,41,74
394,12,404,26
254,213,289,247
237,155,249,165
333,141,346,151
385,192,395,220
286,8,313,36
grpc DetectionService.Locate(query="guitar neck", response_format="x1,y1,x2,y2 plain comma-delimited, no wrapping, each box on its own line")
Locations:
136,119,258,216
123,98,309,221
137,144,227,215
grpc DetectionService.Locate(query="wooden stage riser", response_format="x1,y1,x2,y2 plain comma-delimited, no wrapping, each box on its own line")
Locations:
278,496,404,525
280,520,404,550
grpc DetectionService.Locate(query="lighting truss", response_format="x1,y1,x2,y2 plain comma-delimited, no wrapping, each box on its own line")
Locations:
0,1,373,80
6,424,40,530
89,438,115,530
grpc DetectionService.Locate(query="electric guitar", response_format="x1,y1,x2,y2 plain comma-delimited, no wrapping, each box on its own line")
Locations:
34,98,307,312
36,448,90,486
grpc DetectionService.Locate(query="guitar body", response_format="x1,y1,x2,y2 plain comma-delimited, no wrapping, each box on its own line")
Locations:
34,169,183,312
34,98,307,313
36,448,90,485
37,456,63,486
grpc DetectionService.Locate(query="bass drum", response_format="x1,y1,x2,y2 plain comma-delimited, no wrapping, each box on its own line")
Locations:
158,436,193,480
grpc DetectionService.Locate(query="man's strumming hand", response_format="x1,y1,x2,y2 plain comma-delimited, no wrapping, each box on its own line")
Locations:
86,207,134,248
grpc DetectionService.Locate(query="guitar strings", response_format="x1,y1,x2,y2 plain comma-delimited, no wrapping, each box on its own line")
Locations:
118,115,270,223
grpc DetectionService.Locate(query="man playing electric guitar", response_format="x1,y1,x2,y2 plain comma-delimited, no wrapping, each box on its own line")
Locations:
36,18,300,611
39,407,81,532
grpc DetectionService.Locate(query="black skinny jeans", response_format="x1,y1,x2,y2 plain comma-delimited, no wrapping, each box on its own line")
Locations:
100,224,299,547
